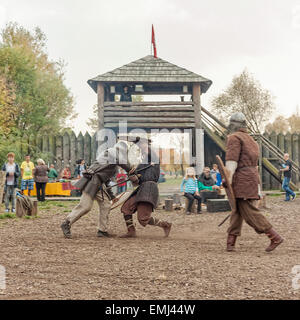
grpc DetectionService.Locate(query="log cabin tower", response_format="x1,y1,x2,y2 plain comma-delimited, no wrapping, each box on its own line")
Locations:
87,55,213,174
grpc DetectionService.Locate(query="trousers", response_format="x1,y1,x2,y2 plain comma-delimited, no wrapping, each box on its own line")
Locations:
227,199,272,236
67,191,111,232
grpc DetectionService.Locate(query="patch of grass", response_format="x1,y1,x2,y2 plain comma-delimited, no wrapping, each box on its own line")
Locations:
24,215,39,219
0,213,16,219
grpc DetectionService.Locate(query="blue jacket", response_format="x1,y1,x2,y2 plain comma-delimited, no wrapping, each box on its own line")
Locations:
181,178,198,194
2,163,21,188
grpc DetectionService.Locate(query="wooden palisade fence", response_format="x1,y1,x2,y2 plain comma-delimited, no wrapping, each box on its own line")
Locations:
12,130,300,190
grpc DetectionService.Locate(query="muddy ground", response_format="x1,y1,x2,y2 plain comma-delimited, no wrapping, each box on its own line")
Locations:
0,196,299,300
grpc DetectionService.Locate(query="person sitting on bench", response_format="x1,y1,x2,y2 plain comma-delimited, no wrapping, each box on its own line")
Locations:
180,167,202,215
198,167,220,203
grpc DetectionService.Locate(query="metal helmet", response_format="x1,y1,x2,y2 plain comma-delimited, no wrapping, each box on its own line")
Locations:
229,112,247,124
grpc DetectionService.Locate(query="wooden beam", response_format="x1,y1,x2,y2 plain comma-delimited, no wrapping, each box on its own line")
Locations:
97,83,105,130
104,111,195,117
104,123,195,129
193,84,204,175
104,106,194,112
104,101,194,107
104,117,194,123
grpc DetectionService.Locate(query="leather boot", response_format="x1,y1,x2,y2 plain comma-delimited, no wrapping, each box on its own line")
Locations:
61,220,72,239
227,234,237,252
149,218,172,237
265,228,284,252
119,226,137,238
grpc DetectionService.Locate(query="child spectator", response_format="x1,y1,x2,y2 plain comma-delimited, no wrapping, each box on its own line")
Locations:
180,167,202,215
2,152,20,213
116,168,127,194
20,155,35,196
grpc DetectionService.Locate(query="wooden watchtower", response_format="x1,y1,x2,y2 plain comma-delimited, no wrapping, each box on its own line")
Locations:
87,55,213,174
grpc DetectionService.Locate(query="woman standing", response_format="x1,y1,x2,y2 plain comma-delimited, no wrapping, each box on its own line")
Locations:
34,159,49,202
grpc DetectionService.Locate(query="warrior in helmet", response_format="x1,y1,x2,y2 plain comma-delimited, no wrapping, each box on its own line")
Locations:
119,136,172,238
225,112,284,252
60,141,134,239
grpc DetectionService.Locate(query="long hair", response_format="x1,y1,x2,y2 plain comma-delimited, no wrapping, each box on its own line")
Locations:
184,167,196,180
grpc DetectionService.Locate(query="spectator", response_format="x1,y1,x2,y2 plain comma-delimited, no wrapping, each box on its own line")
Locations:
210,163,218,180
198,167,219,191
180,167,202,215
120,85,132,102
20,155,35,196
116,168,127,194
74,159,87,179
2,152,20,213
210,164,222,187
61,165,71,179
34,159,49,202
48,164,58,182
280,153,296,201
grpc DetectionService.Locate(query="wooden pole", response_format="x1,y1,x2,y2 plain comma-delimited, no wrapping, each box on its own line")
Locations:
97,83,106,154
98,83,105,131
193,84,204,175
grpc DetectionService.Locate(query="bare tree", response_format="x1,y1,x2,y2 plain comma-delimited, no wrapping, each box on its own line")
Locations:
211,69,275,133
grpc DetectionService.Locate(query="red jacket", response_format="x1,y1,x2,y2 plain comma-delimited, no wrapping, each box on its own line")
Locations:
116,173,127,187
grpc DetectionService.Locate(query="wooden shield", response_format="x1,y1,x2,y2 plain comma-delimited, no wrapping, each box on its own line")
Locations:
216,155,236,212
110,191,133,210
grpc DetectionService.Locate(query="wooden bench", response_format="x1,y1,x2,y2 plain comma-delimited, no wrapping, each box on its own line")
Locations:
206,199,231,212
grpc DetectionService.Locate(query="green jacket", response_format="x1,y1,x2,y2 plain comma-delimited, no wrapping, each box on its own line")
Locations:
48,168,58,179
198,181,213,191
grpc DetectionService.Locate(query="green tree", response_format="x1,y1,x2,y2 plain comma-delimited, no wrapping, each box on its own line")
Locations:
211,69,275,133
0,22,76,136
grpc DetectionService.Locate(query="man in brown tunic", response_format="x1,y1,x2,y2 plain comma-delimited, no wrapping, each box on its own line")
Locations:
225,113,283,252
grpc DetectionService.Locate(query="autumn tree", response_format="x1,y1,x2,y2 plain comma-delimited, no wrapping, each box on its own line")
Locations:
265,108,300,133
0,75,16,135
0,22,76,136
211,69,275,133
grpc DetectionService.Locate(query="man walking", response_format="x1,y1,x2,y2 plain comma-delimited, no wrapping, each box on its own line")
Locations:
119,136,172,238
60,141,133,239
280,153,296,202
225,113,283,252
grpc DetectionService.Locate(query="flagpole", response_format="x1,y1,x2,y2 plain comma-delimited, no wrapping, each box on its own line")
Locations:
151,25,152,56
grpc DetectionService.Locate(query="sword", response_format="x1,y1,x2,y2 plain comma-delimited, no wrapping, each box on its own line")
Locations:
218,214,231,227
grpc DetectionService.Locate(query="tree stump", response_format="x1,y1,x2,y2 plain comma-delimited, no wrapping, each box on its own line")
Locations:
165,199,173,211
172,193,181,204
184,198,197,213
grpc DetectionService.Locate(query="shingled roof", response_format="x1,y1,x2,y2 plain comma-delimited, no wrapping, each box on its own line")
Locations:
88,55,212,93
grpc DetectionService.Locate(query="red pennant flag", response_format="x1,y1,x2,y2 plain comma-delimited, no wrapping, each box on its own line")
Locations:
151,24,157,58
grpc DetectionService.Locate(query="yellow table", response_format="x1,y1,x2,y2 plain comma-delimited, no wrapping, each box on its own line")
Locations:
23,182,72,197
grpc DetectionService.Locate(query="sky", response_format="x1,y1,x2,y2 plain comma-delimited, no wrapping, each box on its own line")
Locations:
0,0,300,134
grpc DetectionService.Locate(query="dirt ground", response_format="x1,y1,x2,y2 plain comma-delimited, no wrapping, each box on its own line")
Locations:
0,196,300,300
